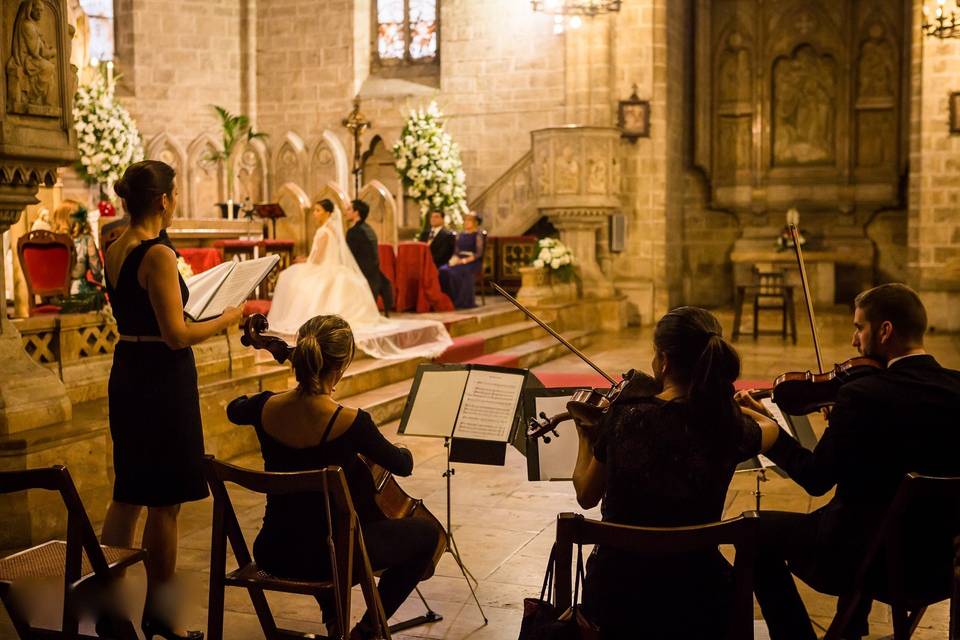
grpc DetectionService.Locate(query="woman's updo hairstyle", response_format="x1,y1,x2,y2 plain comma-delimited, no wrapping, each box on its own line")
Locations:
653,306,742,438
114,160,176,221
292,315,356,395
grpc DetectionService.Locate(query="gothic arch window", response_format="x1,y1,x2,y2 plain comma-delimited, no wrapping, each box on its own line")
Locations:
78,0,114,62
373,0,439,81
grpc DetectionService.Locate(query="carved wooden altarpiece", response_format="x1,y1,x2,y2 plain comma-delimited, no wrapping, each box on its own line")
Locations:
695,0,908,220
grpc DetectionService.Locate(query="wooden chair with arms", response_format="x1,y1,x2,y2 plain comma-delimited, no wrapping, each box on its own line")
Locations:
202,455,390,640
553,511,760,640
0,465,145,639
824,473,960,640
16,230,75,316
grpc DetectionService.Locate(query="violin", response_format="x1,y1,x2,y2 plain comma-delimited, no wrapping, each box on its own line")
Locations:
491,283,635,442
240,314,447,578
749,224,881,414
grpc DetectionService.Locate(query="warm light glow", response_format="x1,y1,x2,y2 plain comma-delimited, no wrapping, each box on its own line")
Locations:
922,0,960,38
569,15,583,29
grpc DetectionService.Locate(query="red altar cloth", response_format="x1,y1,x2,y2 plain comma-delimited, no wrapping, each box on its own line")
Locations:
395,242,454,313
178,247,222,274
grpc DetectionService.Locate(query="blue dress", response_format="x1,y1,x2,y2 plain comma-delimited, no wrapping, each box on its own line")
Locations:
438,231,484,309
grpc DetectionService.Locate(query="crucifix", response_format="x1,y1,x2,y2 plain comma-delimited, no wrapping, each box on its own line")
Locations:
341,97,371,198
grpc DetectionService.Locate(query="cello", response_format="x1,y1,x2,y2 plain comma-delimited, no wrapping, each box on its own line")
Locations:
239,314,447,579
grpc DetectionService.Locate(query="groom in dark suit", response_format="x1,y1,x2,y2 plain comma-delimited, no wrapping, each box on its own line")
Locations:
417,211,456,268
742,283,960,639
345,199,394,313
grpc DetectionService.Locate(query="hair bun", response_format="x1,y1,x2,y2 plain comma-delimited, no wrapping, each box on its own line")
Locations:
114,179,129,199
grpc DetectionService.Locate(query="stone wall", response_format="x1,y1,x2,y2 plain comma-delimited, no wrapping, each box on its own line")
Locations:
908,1,960,331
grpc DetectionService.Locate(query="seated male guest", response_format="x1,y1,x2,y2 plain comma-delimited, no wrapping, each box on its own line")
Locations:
345,199,394,313
438,211,484,309
741,284,960,640
417,211,455,268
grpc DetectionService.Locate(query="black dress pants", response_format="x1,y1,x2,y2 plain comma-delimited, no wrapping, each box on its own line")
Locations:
754,511,871,640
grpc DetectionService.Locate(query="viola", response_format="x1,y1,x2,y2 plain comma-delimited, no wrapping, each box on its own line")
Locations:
491,283,636,442
240,314,447,578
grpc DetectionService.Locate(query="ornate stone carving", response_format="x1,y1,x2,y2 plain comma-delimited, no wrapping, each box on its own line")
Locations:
234,138,268,204
7,0,60,116
186,134,222,218
718,33,751,104
856,109,893,168
272,132,307,195
773,45,836,165
857,24,894,100
718,116,751,175
146,133,186,216
555,146,580,195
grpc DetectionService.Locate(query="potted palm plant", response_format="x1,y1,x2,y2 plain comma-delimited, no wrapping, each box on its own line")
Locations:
208,105,267,219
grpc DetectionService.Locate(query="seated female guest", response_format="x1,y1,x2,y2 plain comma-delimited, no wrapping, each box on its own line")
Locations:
438,211,484,308
572,307,779,639
227,315,439,639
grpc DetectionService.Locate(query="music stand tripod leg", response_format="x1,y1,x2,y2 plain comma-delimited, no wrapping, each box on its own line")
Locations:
442,438,489,624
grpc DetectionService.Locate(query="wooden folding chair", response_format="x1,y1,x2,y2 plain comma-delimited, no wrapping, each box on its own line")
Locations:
202,455,390,640
0,465,145,639
825,473,960,640
553,511,760,640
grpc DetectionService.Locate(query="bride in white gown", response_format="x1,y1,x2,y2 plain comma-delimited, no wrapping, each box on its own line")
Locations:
268,204,452,359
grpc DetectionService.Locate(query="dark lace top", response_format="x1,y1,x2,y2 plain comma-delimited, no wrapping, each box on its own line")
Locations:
593,375,762,528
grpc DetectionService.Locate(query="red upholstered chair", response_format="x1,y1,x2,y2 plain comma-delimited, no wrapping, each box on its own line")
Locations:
178,248,223,275
17,230,75,316
378,244,397,312
242,299,272,317
213,239,259,263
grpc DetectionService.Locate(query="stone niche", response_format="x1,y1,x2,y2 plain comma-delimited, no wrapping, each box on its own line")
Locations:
694,0,907,303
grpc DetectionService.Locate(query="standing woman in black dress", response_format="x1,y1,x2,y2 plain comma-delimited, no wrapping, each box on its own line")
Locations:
101,160,242,639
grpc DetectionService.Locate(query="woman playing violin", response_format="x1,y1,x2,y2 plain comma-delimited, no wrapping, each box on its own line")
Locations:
227,315,439,639
571,307,779,638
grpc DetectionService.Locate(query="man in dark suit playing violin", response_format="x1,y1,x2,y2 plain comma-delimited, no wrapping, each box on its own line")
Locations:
739,283,960,640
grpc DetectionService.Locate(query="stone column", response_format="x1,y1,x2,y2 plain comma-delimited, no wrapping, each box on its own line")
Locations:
0,0,79,433
531,127,621,298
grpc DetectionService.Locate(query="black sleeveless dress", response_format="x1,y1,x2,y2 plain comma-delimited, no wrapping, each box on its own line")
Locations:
105,236,208,506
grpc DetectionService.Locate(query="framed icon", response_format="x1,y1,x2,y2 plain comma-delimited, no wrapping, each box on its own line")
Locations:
618,85,650,142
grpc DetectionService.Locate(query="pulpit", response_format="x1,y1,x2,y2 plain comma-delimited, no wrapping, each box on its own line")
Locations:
531,127,622,299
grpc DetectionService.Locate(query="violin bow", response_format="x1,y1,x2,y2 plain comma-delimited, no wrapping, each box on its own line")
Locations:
789,223,825,374
491,282,618,386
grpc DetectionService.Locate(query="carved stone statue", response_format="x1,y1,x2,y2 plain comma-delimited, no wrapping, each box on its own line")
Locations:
718,33,751,103
587,158,607,194
555,145,580,194
773,46,836,165
858,25,894,99
7,0,59,115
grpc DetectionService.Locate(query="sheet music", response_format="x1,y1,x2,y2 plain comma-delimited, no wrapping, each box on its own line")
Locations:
194,255,279,321
453,369,525,442
184,261,233,321
757,398,796,468
402,369,469,438
533,395,579,480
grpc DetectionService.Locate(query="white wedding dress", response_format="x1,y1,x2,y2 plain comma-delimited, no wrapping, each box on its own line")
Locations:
267,211,453,360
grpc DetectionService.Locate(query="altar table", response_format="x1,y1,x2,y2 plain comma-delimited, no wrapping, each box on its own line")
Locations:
395,242,454,313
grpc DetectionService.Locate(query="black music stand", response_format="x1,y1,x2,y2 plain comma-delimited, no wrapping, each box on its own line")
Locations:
254,203,286,239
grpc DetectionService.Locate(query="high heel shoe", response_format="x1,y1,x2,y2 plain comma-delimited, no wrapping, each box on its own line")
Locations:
140,616,204,640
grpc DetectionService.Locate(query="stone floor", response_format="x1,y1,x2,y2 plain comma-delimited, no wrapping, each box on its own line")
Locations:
2,308,958,638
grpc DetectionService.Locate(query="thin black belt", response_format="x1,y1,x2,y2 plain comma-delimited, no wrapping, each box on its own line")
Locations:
118,334,165,343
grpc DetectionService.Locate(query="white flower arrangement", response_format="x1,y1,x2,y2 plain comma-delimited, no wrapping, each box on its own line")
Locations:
530,237,576,282
73,70,144,187
176,256,194,279
392,102,468,230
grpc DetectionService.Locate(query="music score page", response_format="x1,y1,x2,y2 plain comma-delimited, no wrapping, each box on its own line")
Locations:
402,370,470,438
452,370,525,442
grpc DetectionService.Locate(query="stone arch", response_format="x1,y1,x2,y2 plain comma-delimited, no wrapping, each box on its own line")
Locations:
359,180,399,245
274,181,312,255
233,137,269,204
310,131,349,195
272,132,308,196
146,133,187,217
186,133,223,218
308,181,350,244
360,135,404,226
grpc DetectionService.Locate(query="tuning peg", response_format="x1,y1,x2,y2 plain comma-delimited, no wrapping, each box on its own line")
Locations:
543,435,551,443
551,429,559,439
539,411,548,420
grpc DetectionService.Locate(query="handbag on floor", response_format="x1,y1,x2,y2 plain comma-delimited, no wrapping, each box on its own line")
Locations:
518,543,600,640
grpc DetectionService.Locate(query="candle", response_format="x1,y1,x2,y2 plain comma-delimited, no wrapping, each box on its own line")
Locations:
228,198,234,220
106,60,114,92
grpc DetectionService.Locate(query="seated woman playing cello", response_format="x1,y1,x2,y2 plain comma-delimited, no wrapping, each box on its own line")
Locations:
572,307,779,638
227,315,440,639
